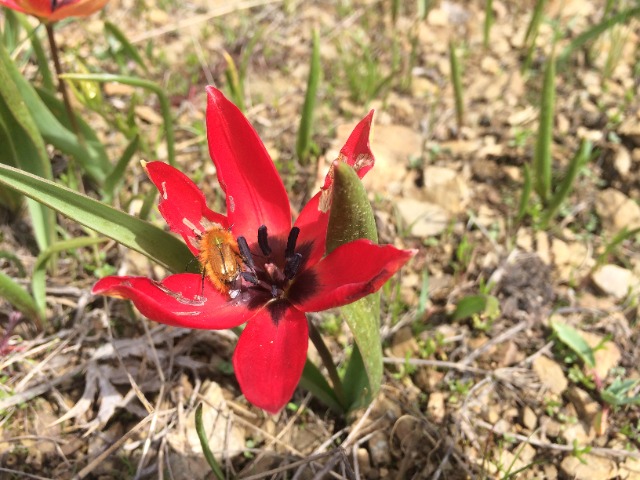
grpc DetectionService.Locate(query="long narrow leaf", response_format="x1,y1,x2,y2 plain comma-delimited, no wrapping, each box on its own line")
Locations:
104,21,148,73
194,403,226,480
449,40,464,135
551,320,595,368
296,29,321,164
299,360,344,414
533,49,555,204
0,41,55,251
540,140,591,228
103,135,140,203
0,164,195,274
0,271,42,326
558,6,640,65
2,44,111,183
517,163,532,222
61,73,176,167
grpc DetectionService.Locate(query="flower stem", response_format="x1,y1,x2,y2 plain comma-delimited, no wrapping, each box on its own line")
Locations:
45,22,84,191
308,320,346,408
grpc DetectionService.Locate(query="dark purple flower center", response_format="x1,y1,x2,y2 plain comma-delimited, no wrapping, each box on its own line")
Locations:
235,225,313,322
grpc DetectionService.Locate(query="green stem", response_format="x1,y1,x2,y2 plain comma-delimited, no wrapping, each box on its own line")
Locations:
308,319,346,408
45,22,84,191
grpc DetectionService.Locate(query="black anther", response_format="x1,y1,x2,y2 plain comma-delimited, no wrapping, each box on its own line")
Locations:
51,0,58,10
237,236,255,270
240,272,259,285
258,225,271,256
285,227,300,259
284,252,303,280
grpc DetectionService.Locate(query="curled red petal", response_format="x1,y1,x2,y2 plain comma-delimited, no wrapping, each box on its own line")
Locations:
206,87,291,238
92,273,253,330
144,161,227,255
233,307,308,414
290,240,416,313
4,0,107,20
322,110,375,192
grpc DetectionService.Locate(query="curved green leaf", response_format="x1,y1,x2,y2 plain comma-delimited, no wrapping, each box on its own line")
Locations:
0,163,195,274
0,270,42,326
327,162,382,410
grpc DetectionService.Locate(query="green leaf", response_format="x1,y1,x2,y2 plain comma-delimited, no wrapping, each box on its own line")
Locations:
1,43,111,184
517,163,532,222
558,6,640,66
103,135,140,204
296,29,321,164
36,87,112,183
0,163,195,274
194,403,226,480
327,162,382,409
533,48,555,204
104,21,148,73
61,73,176,167
299,360,344,414
0,270,42,326
32,237,110,319
449,40,464,134
452,294,499,321
551,320,595,368
0,41,55,251
540,140,592,228
601,379,640,407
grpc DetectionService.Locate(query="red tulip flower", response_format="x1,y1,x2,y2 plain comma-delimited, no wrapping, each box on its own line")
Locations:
93,87,415,413
0,0,107,21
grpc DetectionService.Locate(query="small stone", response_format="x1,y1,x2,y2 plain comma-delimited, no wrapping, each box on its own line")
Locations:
532,356,568,395
560,453,618,480
368,431,391,465
595,188,640,235
562,422,594,445
521,406,537,430
422,166,470,214
427,392,446,423
567,386,600,422
390,327,419,358
396,199,450,237
592,264,639,300
613,145,632,175
619,457,640,480
580,331,622,379
356,448,371,476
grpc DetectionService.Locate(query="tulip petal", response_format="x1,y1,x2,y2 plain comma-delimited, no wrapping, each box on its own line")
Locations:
293,191,327,268
93,273,253,329
144,161,227,255
49,0,107,20
233,307,308,414
206,87,291,239
290,240,416,312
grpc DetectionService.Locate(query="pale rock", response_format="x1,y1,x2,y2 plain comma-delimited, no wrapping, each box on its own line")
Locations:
368,431,391,465
535,231,551,264
551,238,593,282
390,326,419,358
396,199,450,237
427,392,446,423
427,7,448,26
619,457,640,480
560,454,618,480
580,330,622,379
422,166,469,214
592,264,639,300
595,188,640,235
508,106,536,126
561,421,594,445
619,116,640,147
356,448,371,476
521,406,537,431
532,356,568,395
613,145,632,176
567,386,600,421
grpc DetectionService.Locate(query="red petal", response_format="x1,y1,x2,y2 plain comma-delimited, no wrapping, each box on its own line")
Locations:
293,191,327,269
48,0,107,20
144,161,227,255
206,87,291,238
322,110,375,191
93,273,253,330
290,240,416,312
233,307,308,413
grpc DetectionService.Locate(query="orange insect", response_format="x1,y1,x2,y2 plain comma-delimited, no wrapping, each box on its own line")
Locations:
198,225,245,297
